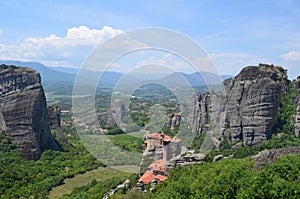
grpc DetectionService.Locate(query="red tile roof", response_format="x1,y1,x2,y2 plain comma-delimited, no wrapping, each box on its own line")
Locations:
163,136,172,142
148,159,168,173
147,133,162,139
138,171,168,184
138,171,155,184
147,133,172,142
155,175,168,182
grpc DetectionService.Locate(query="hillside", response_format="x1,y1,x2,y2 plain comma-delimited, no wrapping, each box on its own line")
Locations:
158,71,231,87
0,60,75,83
149,155,300,198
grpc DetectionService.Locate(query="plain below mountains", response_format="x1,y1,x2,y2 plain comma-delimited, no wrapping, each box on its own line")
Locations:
0,60,232,87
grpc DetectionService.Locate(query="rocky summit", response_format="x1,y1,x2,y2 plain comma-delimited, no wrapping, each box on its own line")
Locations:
0,64,62,160
191,64,289,146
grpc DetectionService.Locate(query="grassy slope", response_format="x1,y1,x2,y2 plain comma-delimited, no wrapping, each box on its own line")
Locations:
48,167,130,199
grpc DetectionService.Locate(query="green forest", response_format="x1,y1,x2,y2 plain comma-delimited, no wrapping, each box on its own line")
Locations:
149,155,300,199
0,127,103,198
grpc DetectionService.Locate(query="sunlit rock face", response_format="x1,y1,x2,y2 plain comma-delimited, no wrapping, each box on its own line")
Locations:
0,64,62,160
190,64,288,146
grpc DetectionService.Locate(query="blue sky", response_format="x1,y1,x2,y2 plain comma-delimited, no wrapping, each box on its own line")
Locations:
0,0,300,78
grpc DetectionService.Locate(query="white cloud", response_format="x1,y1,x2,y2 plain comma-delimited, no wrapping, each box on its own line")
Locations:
22,25,123,48
120,52,220,74
0,29,2,37
281,51,300,61
65,26,123,45
133,52,196,73
0,26,123,66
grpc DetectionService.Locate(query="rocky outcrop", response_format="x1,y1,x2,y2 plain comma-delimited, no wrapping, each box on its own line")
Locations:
193,64,289,146
82,99,129,129
97,111,116,127
252,146,300,168
0,64,62,160
294,77,300,137
223,65,288,146
48,106,68,143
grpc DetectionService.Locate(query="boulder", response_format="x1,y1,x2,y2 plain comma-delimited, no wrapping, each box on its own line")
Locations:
252,146,300,168
213,154,223,162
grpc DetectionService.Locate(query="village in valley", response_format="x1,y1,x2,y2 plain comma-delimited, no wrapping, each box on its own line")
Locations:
58,108,208,194
137,130,206,192
59,106,209,192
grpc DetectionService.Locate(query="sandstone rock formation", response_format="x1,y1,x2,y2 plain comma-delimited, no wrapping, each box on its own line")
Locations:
252,146,300,168
191,64,289,146
223,65,288,145
97,111,116,127
294,77,300,137
0,64,62,160
48,106,68,143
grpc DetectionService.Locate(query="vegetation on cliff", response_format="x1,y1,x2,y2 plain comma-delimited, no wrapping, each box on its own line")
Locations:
277,80,297,135
198,79,300,162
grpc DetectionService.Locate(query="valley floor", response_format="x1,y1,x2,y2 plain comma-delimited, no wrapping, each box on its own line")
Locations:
48,166,130,199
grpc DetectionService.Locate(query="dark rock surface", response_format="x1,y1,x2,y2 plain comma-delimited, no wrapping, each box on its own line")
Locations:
294,77,300,137
48,106,68,143
0,65,62,160
223,65,288,146
191,64,289,146
97,111,116,127
252,146,300,168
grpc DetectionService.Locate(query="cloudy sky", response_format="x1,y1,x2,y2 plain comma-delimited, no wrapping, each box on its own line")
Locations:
0,0,300,78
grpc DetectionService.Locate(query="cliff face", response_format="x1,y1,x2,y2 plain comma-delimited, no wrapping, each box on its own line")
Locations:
223,65,288,146
0,65,62,160
294,77,300,137
193,64,289,146
48,106,68,143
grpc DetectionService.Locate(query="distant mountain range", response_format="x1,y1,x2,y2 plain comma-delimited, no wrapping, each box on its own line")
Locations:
0,60,75,83
0,60,232,87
